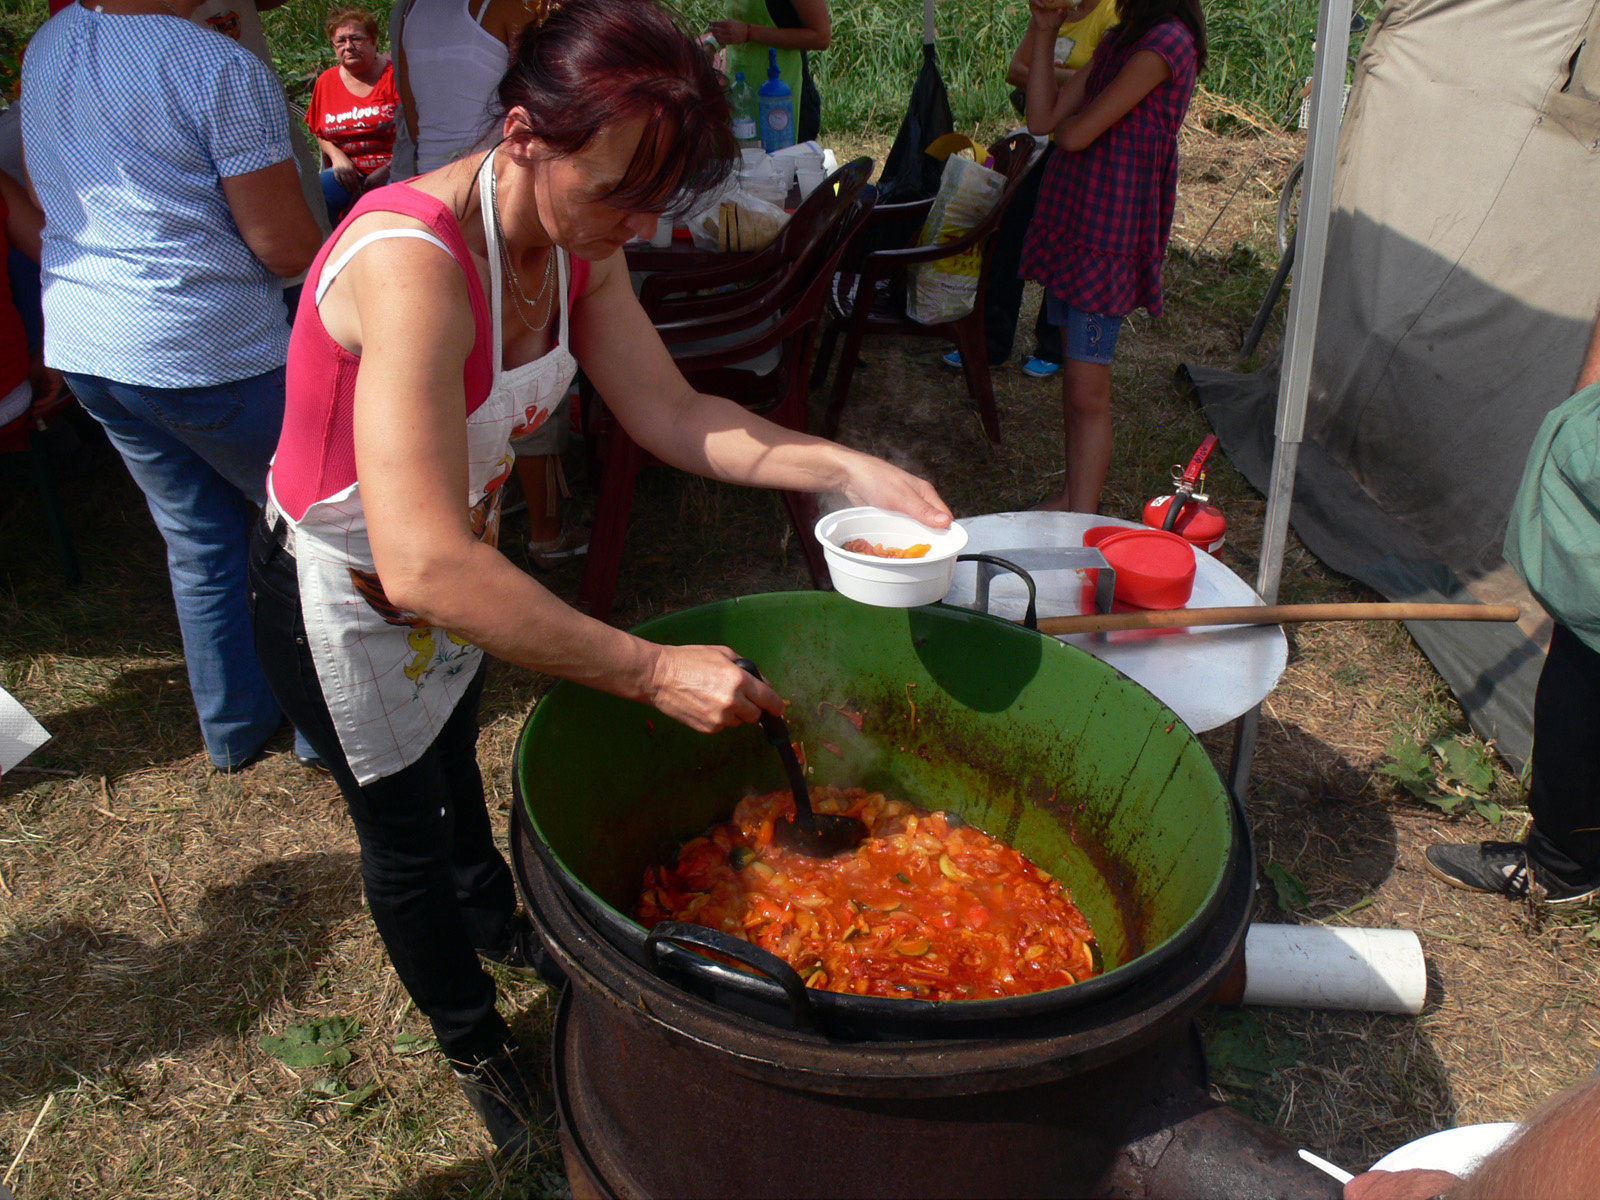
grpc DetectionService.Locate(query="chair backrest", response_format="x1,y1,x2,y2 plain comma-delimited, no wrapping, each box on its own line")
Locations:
654,184,876,376
652,160,876,349
642,157,875,324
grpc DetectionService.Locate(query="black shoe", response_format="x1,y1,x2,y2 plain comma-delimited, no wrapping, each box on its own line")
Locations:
479,913,568,987
1424,841,1600,905
454,1042,554,1158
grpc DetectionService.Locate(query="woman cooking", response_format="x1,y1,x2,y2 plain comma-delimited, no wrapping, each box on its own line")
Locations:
252,0,949,1157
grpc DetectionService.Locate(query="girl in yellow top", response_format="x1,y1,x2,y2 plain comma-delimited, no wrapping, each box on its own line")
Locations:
1010,0,1120,82
948,0,1117,380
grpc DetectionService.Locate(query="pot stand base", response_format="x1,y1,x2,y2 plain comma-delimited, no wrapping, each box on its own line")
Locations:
552,986,1340,1200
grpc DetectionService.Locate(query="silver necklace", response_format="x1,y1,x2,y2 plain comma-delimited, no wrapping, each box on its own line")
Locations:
488,161,556,332
153,0,184,17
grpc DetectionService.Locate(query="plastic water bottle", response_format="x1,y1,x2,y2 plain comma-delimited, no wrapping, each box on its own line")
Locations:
757,47,794,153
728,71,759,148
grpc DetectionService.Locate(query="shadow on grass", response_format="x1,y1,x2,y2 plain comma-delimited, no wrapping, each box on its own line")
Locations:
1197,717,1407,920
0,852,363,1110
1197,721,1461,1167
2,661,212,779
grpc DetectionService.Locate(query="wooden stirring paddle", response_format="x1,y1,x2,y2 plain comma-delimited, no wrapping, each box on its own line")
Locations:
1034,602,1522,637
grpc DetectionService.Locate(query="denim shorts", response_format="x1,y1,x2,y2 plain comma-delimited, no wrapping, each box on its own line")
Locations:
1045,295,1124,365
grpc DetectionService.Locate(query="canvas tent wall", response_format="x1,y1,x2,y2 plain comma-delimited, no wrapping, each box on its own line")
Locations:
1189,0,1600,768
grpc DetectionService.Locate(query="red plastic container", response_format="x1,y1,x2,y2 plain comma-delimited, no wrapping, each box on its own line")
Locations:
1142,497,1227,557
1083,526,1197,610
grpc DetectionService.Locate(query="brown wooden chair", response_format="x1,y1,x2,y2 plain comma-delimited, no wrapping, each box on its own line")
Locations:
810,133,1041,446
575,159,876,621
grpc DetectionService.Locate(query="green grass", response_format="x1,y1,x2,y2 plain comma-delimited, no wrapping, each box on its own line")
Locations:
5,0,1375,131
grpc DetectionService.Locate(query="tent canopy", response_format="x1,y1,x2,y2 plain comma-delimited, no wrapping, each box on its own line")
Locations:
1191,0,1600,768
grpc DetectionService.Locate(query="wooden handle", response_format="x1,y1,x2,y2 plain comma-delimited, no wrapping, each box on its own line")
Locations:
1034,602,1522,637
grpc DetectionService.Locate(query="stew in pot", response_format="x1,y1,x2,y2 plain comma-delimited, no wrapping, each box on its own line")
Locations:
639,788,1101,1000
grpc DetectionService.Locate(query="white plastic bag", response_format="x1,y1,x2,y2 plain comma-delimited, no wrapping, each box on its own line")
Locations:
905,153,1007,324
686,189,790,252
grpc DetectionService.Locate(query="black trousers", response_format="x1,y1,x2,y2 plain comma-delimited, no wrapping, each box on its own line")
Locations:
1526,621,1600,888
248,517,517,1067
982,141,1064,367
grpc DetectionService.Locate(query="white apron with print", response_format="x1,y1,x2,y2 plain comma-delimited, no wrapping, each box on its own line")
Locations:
270,150,578,785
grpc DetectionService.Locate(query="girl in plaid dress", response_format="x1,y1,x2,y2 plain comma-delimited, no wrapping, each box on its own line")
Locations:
1019,0,1205,512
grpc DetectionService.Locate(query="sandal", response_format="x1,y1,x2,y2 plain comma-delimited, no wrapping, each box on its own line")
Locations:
527,524,590,570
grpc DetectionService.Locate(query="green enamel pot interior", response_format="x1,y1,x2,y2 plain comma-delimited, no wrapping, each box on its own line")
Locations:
518,591,1234,984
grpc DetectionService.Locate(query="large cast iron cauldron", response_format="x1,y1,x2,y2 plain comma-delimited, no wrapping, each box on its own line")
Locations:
511,592,1340,1199
515,591,1240,1039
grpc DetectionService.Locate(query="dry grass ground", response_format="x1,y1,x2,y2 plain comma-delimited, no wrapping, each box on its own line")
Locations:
2,99,1597,1196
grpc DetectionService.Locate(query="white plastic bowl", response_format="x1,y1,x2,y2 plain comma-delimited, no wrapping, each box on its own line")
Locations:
815,507,968,607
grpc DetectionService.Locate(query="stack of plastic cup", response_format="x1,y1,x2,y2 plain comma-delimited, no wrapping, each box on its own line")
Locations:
796,163,827,199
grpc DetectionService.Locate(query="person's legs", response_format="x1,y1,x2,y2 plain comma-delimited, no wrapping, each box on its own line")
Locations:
429,665,521,956
512,394,588,567
319,168,359,225
1524,622,1600,889
65,372,283,767
247,521,516,1065
516,454,562,547
1425,621,1600,902
1032,301,1120,514
981,143,1052,366
1032,291,1064,366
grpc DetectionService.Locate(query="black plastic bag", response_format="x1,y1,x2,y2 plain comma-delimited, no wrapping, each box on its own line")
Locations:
878,42,952,205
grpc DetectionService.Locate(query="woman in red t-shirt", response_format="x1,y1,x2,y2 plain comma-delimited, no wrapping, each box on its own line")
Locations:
307,7,398,222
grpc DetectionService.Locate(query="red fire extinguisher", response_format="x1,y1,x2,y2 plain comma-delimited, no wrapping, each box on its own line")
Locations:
1143,435,1227,556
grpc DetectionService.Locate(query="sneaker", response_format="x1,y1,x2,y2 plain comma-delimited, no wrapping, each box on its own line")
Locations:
940,350,964,370
1424,841,1600,905
454,1042,554,1158
1022,357,1061,379
480,913,567,987
294,751,330,774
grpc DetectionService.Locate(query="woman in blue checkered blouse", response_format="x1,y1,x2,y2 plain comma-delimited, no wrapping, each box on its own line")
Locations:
20,0,325,770
1019,0,1205,514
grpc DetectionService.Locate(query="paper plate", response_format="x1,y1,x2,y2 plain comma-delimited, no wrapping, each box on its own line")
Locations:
1369,1122,1519,1176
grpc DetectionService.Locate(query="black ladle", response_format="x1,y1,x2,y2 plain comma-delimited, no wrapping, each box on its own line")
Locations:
733,658,867,857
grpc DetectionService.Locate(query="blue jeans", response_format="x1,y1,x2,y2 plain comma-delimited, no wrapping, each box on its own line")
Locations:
1044,296,1124,365
319,168,360,225
64,368,314,768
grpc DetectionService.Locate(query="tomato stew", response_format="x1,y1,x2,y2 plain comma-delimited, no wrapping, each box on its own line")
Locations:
639,788,1100,1000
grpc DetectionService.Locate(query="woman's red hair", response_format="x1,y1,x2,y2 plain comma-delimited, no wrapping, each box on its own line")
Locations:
497,0,735,214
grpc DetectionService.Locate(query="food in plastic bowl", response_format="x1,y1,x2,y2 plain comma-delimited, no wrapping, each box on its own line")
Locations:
816,507,968,607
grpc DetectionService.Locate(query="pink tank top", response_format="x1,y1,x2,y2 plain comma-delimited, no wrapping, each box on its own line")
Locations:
270,182,589,519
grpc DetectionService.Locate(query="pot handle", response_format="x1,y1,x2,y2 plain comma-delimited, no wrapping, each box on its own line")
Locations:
644,920,817,1031
957,553,1038,630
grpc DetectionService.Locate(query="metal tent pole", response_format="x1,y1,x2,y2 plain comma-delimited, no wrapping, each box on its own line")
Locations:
1229,0,1353,801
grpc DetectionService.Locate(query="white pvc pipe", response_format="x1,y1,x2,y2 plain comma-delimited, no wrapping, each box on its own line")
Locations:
1241,925,1427,1014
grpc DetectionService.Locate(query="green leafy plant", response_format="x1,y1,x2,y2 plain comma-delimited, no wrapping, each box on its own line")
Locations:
259,1015,360,1070
392,1030,436,1057
1263,861,1308,911
1203,1011,1300,1092
1379,733,1503,826
263,1017,385,1117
